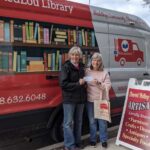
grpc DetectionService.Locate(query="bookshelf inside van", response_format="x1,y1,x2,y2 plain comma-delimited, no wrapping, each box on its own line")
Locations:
0,17,98,74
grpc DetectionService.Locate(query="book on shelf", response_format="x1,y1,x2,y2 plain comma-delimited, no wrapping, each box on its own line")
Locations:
91,31,95,47
27,64,44,72
54,38,66,42
87,31,92,47
25,22,30,41
73,30,77,43
8,51,13,72
68,29,74,45
13,51,17,72
10,20,14,43
29,22,34,41
56,35,67,39
82,29,85,46
59,54,62,71
0,20,4,42
29,60,43,65
14,24,22,42
55,50,60,71
0,51,2,71
20,51,27,72
22,24,26,43
27,57,43,61
43,51,48,71
17,54,21,72
53,28,67,45
52,53,55,71
38,26,42,44
48,53,52,70
78,30,82,46
85,31,88,47
2,51,9,72
44,28,50,44
34,22,39,41
26,39,37,44
55,30,67,36
4,22,10,42
49,24,53,44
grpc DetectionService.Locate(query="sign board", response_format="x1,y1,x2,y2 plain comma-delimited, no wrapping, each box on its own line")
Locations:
116,78,150,150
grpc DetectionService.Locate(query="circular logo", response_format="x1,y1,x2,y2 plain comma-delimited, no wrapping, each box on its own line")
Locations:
121,40,129,52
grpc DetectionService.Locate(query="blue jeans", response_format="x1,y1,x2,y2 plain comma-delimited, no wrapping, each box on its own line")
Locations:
63,103,84,149
86,101,108,143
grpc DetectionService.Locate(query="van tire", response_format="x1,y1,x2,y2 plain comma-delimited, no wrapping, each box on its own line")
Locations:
119,58,126,66
51,114,63,142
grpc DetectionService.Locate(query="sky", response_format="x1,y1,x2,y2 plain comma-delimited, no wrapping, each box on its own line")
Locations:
67,0,150,27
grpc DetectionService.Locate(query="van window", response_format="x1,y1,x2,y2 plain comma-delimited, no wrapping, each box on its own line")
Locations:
133,44,138,51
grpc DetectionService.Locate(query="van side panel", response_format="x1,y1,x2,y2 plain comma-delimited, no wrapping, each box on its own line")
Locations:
90,6,150,112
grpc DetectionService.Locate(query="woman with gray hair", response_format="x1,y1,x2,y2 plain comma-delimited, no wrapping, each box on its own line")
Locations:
59,46,87,150
85,52,111,148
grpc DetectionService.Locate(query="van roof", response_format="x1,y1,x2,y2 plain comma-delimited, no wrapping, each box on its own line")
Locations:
0,0,149,31
90,5,150,31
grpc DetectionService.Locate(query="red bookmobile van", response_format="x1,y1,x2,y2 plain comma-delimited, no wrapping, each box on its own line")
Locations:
114,38,144,66
0,0,150,143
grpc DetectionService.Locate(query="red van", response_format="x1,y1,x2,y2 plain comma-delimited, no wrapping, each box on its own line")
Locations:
114,39,144,66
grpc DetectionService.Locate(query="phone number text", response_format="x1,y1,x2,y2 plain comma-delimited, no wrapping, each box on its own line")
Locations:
0,93,47,105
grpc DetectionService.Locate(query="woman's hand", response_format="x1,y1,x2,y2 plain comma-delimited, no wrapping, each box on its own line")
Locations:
79,79,86,85
93,79,101,85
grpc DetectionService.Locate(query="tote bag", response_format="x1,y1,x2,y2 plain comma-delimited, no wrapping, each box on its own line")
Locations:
94,88,111,122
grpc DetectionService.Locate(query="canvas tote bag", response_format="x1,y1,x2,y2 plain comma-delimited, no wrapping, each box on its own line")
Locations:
94,87,111,122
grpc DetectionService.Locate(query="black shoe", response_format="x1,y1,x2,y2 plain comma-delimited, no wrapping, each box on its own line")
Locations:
90,141,96,147
102,142,107,148
76,143,84,149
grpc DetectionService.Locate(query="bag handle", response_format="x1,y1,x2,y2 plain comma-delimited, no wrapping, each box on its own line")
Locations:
100,73,109,100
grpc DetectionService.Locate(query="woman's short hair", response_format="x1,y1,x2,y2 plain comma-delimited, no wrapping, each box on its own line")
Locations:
68,46,83,59
90,52,104,71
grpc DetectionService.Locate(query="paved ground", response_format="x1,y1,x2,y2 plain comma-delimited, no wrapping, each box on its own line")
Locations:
38,137,130,150
38,126,131,150
83,137,130,150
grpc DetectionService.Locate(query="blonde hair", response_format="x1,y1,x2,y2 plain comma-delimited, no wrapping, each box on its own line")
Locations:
90,52,104,71
68,46,82,59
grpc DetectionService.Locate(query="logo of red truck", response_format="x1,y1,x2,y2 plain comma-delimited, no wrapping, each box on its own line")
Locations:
114,39,144,66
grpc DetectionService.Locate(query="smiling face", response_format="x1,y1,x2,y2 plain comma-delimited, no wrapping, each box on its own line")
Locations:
70,53,80,64
92,58,102,71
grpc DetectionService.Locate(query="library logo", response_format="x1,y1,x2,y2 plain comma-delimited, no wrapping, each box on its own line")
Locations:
42,0,74,14
4,0,74,14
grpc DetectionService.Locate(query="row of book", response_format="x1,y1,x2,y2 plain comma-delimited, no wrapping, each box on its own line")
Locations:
0,20,96,47
0,50,93,73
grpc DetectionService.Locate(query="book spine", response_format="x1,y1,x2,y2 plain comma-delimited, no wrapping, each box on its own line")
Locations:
0,51,2,72
2,51,9,72
91,31,95,47
55,50,60,71
43,51,48,71
48,53,52,70
52,53,55,71
0,20,4,42
20,51,27,72
59,54,62,71
17,54,21,72
13,51,17,72
34,23,39,41
8,51,13,72
4,22,10,42
10,20,14,43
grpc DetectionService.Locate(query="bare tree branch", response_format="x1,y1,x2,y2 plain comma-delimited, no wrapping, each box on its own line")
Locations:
127,0,150,9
